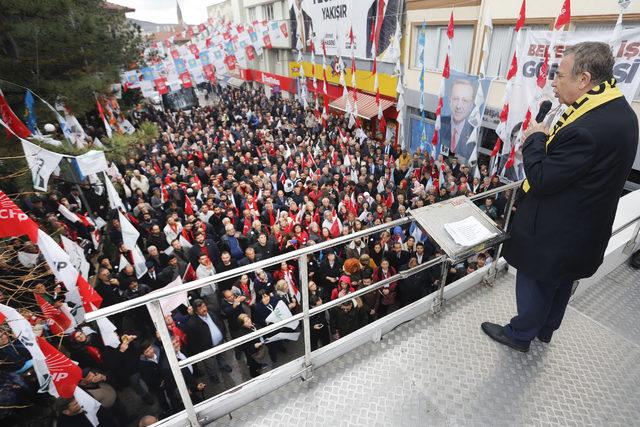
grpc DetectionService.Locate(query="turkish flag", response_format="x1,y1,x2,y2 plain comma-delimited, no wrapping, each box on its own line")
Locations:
182,263,197,282
184,195,195,216
37,336,82,398
154,77,169,95
34,293,71,336
555,0,571,29
490,137,502,157
179,71,193,88
0,91,32,139
0,191,39,242
263,34,272,49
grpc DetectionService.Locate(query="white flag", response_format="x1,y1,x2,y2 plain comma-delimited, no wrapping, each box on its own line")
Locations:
74,387,101,426
155,276,189,314
95,315,120,348
21,139,63,191
36,229,85,322
18,251,39,267
60,235,90,280
117,211,139,250
0,303,54,395
104,172,124,210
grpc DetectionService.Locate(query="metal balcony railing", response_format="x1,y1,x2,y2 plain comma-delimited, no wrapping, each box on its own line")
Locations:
83,180,640,426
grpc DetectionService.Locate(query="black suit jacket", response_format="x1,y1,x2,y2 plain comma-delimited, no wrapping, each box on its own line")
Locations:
504,95,638,282
439,116,476,162
185,311,227,354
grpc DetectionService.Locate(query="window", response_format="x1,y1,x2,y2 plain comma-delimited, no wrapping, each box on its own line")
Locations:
263,4,274,21
248,7,256,22
413,25,474,73
485,24,548,78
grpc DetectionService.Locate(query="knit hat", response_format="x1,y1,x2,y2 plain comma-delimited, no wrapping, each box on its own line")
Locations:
339,275,351,284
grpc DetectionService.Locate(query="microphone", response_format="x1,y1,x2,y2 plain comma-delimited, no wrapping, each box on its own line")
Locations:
535,100,553,123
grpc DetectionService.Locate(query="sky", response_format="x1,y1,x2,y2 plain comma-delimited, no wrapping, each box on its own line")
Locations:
110,0,223,25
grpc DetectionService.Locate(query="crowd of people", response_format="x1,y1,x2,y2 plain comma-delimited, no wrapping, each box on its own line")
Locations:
0,83,511,426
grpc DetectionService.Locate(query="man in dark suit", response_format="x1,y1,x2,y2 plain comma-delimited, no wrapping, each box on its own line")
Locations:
482,42,639,352
290,0,313,51
439,79,476,162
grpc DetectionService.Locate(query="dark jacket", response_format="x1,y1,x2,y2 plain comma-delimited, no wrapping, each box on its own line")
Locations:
185,310,227,354
504,93,638,282
188,239,221,267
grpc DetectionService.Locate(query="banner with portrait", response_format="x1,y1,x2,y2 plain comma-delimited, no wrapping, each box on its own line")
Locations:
287,0,401,61
500,27,640,180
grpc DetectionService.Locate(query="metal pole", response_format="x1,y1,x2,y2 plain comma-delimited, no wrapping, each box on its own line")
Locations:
298,254,313,380
146,301,201,427
433,259,450,314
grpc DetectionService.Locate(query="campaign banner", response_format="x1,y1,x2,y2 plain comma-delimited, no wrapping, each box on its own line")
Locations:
287,0,400,61
253,70,298,93
500,27,640,179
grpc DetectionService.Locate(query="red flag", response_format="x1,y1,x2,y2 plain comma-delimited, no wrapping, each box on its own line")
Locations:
384,191,394,209
499,103,510,123
170,49,180,60
330,210,341,238
555,0,571,29
447,11,455,40
522,109,533,131
537,50,550,89
0,191,38,242
77,274,102,312
431,129,439,147
279,172,286,185
202,64,216,82
224,55,237,71
182,263,197,282
506,52,518,80
490,137,502,157
280,22,288,38
0,91,32,138
505,145,517,169
374,0,387,49
161,185,169,204
263,34,272,49
516,0,526,32
37,336,82,398
379,115,387,136
442,54,451,79
35,294,71,336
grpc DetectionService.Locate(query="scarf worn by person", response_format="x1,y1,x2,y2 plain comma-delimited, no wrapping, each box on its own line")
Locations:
523,78,623,193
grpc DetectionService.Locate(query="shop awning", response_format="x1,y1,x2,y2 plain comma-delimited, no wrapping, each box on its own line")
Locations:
329,92,395,119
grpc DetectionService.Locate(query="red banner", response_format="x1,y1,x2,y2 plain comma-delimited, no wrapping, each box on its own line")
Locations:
170,49,179,60
179,71,193,88
0,93,32,139
224,55,237,71
188,44,199,59
252,70,297,93
187,26,194,38
280,22,289,38
202,64,216,82
0,191,38,241
245,46,255,61
263,34,272,49
154,77,168,95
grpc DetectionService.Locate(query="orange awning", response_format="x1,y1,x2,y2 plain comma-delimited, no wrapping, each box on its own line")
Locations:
329,92,395,119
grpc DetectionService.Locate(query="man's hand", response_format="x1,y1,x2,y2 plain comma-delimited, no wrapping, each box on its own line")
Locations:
523,122,549,141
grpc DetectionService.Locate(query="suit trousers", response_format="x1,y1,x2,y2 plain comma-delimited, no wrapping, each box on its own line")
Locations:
503,270,572,345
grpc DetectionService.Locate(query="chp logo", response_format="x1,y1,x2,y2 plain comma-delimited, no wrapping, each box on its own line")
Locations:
0,193,29,221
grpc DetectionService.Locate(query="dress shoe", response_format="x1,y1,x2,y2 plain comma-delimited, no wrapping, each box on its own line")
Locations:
537,333,552,343
481,322,530,353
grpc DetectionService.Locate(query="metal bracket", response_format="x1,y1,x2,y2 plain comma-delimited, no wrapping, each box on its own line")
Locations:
623,221,640,255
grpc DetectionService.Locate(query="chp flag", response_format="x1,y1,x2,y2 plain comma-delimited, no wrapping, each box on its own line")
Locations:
20,139,64,191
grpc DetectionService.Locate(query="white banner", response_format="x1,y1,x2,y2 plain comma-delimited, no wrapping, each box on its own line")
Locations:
288,0,400,61
20,139,63,191
75,150,109,178
501,27,640,179
156,276,190,314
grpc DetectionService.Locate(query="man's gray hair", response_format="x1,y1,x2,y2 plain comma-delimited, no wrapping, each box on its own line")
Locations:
564,42,614,85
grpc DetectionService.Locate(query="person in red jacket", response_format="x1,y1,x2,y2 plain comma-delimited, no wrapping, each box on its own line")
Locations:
372,258,398,317
330,275,355,301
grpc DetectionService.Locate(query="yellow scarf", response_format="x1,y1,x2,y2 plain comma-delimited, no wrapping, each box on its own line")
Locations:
522,78,623,193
